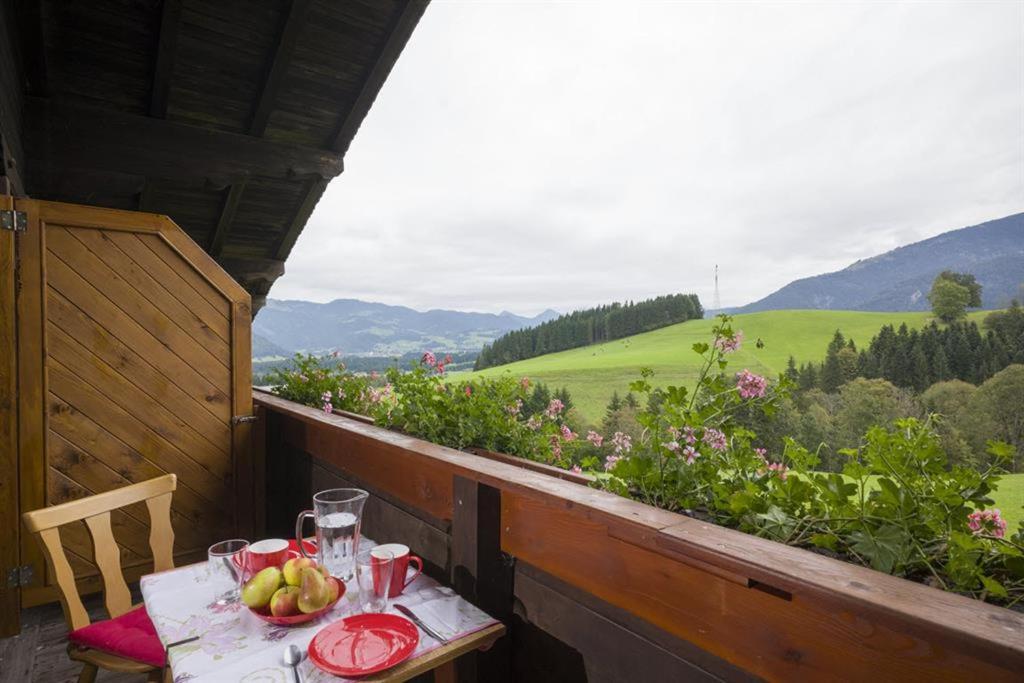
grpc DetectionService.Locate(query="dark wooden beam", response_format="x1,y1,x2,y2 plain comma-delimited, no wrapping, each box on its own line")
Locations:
329,0,429,154
15,0,48,97
0,1,25,195
26,98,345,188
137,179,157,212
249,0,312,136
451,476,513,683
272,175,329,261
150,0,183,118
207,181,247,257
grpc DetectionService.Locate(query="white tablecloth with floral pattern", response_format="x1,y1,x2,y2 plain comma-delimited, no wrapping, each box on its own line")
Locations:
140,538,499,682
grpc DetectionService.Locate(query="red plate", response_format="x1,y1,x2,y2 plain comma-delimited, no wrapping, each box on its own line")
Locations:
309,613,419,677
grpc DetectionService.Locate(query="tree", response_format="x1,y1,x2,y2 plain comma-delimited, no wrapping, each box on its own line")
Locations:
962,364,1024,471
929,276,972,323
919,379,979,468
605,391,623,419
937,270,983,308
833,378,920,449
785,356,799,382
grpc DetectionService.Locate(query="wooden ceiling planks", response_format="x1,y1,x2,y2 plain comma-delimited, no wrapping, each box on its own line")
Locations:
9,0,428,312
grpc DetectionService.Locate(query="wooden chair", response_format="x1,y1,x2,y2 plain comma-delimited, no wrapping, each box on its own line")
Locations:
22,474,177,683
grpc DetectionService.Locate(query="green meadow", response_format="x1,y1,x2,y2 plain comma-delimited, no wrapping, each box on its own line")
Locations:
994,473,1024,530
463,309,991,424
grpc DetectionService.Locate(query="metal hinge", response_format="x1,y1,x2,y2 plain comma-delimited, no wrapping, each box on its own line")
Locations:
232,414,259,425
0,209,26,232
6,565,33,588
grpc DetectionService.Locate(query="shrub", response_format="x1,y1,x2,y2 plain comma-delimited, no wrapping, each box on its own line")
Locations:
265,354,372,415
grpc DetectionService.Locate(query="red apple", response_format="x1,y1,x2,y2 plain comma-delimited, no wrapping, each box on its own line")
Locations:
269,585,301,617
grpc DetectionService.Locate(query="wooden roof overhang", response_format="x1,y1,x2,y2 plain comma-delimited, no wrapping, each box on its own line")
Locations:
0,0,428,311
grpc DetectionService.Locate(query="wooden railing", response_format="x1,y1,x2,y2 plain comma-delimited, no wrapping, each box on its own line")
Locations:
254,391,1024,682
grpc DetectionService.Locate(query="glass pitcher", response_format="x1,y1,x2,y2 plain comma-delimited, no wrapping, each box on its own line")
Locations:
295,488,368,581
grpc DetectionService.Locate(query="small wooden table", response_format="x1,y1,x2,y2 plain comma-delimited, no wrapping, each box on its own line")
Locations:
140,536,504,682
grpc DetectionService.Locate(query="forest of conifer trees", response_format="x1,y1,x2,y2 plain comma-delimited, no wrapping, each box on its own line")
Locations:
790,302,1024,392
474,293,703,370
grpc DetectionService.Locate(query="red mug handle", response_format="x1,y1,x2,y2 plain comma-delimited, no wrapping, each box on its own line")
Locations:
403,555,423,588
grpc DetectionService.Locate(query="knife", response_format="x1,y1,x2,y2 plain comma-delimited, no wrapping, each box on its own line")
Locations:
394,604,450,645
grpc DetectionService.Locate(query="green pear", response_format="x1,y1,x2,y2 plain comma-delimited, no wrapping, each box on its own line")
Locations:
242,567,283,609
283,557,317,587
297,566,330,613
270,585,301,617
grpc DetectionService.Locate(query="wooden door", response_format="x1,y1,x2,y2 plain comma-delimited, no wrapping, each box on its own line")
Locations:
0,193,20,635
14,199,253,607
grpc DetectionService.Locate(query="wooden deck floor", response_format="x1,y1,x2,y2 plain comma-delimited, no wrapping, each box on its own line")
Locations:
0,594,144,683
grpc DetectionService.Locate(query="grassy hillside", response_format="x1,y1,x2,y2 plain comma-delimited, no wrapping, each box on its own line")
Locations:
464,309,991,424
995,473,1024,531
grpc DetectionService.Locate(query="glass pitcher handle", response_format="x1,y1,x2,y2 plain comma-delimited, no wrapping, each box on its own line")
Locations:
295,510,314,558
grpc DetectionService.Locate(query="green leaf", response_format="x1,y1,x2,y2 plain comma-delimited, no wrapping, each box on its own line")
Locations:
809,533,838,551
986,440,1015,464
849,525,911,574
691,342,709,355
979,575,1008,599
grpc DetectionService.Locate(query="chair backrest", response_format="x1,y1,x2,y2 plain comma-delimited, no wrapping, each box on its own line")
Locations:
22,474,177,630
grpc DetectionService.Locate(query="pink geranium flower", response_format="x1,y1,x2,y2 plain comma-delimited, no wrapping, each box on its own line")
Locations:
421,351,436,367
702,428,727,452
610,431,632,454
586,430,604,447
682,445,699,464
544,399,564,418
735,369,768,399
968,509,1008,538
604,454,622,471
560,424,575,441
715,330,743,354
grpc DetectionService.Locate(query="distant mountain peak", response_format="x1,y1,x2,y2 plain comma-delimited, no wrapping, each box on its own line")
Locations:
737,213,1024,314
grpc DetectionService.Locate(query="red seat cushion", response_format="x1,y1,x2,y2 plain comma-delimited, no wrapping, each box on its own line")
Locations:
68,605,166,668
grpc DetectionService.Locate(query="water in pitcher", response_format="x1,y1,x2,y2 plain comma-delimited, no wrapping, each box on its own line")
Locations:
317,511,360,581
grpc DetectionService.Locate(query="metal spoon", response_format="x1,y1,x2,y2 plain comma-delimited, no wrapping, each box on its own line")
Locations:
282,644,302,683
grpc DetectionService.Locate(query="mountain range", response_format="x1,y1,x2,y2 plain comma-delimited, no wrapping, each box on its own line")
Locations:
253,299,559,358
254,213,1023,360
736,212,1024,314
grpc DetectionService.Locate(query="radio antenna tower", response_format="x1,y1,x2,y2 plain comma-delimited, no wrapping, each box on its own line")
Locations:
713,264,721,311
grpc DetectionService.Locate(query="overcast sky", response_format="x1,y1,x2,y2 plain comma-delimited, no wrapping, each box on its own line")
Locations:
270,0,1024,315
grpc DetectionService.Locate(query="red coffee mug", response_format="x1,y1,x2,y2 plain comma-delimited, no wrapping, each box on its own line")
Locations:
247,538,292,573
373,543,423,598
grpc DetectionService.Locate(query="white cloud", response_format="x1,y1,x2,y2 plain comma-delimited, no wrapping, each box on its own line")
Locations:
272,0,1024,315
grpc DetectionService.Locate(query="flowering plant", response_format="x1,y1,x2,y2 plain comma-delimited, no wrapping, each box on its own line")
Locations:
265,354,372,415
363,359,595,469
598,315,1024,606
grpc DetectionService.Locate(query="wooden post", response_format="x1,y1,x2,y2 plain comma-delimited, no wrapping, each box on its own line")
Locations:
251,403,267,539
0,191,19,637
451,476,513,683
